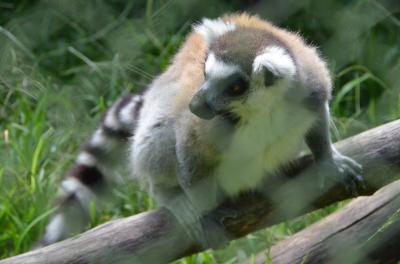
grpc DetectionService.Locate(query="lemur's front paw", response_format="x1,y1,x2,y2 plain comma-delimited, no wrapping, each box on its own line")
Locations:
318,151,364,195
178,210,231,250
199,213,232,249
169,198,232,250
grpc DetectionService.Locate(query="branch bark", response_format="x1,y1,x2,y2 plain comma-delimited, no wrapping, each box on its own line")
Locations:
245,180,400,264
1,120,400,264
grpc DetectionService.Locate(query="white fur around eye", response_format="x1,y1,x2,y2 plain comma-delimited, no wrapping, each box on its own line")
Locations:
205,53,238,79
194,18,236,44
253,46,296,78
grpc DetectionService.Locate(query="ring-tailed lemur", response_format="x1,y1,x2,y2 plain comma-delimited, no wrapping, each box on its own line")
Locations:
40,13,363,248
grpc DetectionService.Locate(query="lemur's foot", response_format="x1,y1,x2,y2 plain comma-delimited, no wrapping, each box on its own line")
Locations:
168,197,231,250
199,214,231,249
318,151,364,196
183,207,233,249
199,208,237,249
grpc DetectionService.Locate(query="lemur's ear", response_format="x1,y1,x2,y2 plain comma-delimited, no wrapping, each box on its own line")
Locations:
253,46,296,79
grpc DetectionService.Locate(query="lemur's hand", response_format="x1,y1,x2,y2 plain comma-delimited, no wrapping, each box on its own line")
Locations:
318,151,364,195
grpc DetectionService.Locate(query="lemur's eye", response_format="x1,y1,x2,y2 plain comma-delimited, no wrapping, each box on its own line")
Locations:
227,78,249,96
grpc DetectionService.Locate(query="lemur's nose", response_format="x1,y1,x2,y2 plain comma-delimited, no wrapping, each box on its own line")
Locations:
189,83,217,120
189,94,215,120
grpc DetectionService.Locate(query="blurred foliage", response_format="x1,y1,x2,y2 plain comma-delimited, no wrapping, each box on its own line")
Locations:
0,0,399,262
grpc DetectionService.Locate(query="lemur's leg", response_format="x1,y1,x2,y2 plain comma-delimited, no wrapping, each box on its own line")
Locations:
305,103,364,193
38,93,143,246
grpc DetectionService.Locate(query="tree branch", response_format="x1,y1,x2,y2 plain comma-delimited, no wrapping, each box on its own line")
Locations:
245,180,400,264
1,120,400,264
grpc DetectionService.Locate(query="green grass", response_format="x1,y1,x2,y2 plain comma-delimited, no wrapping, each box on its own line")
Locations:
0,0,399,263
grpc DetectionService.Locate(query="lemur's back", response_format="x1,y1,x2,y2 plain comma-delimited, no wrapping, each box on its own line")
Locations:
130,32,208,199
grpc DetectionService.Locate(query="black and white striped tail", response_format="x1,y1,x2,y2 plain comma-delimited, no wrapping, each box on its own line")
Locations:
39,93,143,246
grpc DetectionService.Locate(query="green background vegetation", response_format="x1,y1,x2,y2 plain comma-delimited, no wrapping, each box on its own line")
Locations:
0,0,399,262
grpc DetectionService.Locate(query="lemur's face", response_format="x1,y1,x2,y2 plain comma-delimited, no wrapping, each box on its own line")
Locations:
189,52,251,122
189,28,297,123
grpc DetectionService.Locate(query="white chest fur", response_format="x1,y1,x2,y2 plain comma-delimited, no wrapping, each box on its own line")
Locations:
215,87,316,196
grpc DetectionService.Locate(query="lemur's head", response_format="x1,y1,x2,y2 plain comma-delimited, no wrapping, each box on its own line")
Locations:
189,19,297,123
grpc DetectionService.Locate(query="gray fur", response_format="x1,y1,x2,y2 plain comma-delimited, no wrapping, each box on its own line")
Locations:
211,27,292,74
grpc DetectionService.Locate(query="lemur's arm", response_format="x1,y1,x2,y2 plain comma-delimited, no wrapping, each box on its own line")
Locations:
305,103,334,160
305,103,363,192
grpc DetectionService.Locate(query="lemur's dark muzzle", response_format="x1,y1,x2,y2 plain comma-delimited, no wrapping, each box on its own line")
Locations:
189,92,216,120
